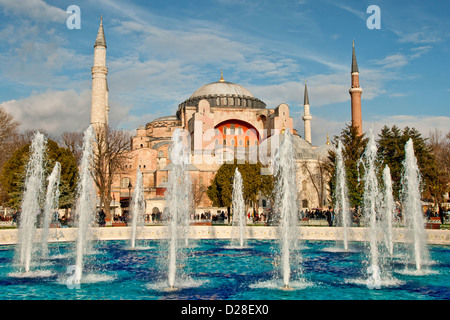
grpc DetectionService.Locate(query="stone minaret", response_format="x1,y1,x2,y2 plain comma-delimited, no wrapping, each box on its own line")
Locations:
91,17,109,134
349,40,363,136
302,80,312,144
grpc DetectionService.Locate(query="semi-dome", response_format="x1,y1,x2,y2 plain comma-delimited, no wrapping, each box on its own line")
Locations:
177,72,266,113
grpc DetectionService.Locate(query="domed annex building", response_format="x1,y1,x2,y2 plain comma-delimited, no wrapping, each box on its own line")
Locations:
90,19,364,219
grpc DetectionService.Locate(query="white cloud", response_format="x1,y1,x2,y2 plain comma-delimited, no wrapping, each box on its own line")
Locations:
374,54,409,69
0,0,66,23
248,72,350,110
0,18,90,90
297,114,345,147
394,29,442,44
1,90,91,135
0,89,131,136
296,114,450,147
366,115,450,139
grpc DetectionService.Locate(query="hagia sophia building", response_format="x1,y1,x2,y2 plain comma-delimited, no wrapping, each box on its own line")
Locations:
90,18,363,219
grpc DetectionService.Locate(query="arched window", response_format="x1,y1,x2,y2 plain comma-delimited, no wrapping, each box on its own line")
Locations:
302,199,308,208
121,177,131,189
158,150,164,158
302,180,307,191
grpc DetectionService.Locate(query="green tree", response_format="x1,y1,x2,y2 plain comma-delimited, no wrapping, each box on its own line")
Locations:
207,161,274,212
327,123,368,210
377,125,440,203
0,139,78,209
428,130,450,207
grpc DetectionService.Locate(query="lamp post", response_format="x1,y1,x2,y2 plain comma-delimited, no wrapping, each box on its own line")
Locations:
127,181,132,224
112,194,116,224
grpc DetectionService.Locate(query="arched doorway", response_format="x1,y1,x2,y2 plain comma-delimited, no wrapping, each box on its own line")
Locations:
214,119,260,148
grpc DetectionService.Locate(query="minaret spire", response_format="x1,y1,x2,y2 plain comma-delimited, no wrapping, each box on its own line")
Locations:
303,80,309,105
302,80,312,144
91,16,109,134
95,15,107,48
349,40,363,136
351,39,358,73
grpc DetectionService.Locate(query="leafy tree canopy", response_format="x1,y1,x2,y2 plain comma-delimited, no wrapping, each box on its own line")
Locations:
327,123,368,209
377,125,439,202
1,138,78,209
206,161,273,209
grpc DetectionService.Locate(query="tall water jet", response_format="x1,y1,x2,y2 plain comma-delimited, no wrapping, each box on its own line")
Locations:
41,162,61,257
231,168,246,248
165,129,192,290
130,168,145,249
382,165,395,256
360,129,383,288
401,139,430,271
74,125,96,284
274,129,300,289
16,132,47,273
335,140,350,251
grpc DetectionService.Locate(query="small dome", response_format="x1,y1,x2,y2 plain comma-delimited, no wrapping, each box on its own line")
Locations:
259,132,317,161
292,135,318,160
314,143,334,160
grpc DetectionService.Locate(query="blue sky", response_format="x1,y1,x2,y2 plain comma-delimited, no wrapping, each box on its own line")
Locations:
0,0,448,146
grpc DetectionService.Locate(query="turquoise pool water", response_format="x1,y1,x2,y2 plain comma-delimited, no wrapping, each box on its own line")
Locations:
0,239,449,300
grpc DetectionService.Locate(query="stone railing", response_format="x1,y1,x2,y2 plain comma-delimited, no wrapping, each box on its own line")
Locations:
1,226,449,245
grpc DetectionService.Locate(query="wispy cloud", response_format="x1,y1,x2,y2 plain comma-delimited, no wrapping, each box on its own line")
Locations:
0,89,130,135
393,27,443,44
0,0,66,23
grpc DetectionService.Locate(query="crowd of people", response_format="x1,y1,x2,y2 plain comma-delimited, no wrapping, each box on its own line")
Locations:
2,205,448,228
426,206,447,225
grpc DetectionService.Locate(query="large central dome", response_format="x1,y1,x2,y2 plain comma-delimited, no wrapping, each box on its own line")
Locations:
178,73,266,112
190,81,255,99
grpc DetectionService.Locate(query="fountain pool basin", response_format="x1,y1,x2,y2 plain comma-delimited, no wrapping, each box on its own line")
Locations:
0,239,449,300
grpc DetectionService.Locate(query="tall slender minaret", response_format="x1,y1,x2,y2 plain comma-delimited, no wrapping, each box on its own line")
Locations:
349,40,363,136
91,16,109,135
302,80,312,144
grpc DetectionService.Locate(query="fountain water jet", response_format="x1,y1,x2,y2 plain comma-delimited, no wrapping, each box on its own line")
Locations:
360,129,383,288
41,162,61,258
164,129,192,290
273,129,301,289
16,132,47,273
401,138,430,272
130,168,145,249
335,140,350,251
231,168,246,248
74,126,96,284
382,165,395,256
